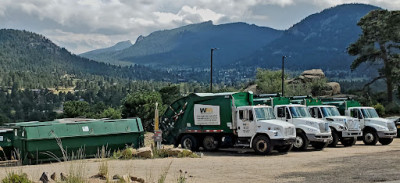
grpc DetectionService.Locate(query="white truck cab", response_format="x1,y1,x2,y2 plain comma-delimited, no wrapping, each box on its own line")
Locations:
346,107,397,145
234,105,296,154
274,104,332,151
308,105,362,147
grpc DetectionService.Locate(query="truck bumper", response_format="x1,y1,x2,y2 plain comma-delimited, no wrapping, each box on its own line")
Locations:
341,130,362,138
271,138,296,146
377,131,397,138
306,133,332,143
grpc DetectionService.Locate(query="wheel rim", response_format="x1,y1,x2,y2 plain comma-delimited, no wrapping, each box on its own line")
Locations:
364,133,374,143
203,136,216,150
183,138,192,149
256,140,268,152
294,136,303,148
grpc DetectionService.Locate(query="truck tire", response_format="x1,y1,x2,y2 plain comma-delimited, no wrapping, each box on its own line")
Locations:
312,142,328,150
363,130,378,145
293,132,309,151
203,136,219,151
341,137,356,147
275,145,293,154
328,131,339,147
379,138,393,145
252,135,272,155
181,135,198,151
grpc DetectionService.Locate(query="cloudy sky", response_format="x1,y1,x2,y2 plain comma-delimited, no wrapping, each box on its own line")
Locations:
0,0,398,54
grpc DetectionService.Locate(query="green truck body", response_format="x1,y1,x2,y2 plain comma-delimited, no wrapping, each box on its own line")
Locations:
320,99,361,115
7,118,144,164
162,92,253,145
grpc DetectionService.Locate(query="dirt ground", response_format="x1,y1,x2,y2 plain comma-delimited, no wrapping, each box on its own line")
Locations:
1,138,400,183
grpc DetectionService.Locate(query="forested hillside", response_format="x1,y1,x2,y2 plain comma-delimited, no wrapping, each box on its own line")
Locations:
0,29,176,89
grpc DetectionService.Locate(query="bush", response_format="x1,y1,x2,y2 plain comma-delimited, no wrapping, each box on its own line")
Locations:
2,172,33,183
373,103,385,116
384,103,400,115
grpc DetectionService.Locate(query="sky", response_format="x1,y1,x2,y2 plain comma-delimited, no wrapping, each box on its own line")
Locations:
0,0,399,54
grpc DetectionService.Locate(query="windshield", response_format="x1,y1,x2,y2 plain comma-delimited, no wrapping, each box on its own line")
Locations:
254,107,276,120
321,107,341,117
289,106,311,118
361,108,380,118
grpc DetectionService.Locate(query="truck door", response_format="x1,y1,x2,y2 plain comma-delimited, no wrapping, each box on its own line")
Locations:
350,109,364,129
309,107,322,119
237,109,256,137
277,106,292,123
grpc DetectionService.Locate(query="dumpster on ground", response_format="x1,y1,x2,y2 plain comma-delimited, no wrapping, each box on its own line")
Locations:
9,118,144,165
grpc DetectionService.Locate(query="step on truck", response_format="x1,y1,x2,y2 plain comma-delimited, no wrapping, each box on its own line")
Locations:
160,92,296,155
254,96,331,151
322,98,397,145
290,96,362,147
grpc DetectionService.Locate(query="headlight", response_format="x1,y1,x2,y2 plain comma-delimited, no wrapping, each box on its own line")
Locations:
338,125,344,130
376,126,388,131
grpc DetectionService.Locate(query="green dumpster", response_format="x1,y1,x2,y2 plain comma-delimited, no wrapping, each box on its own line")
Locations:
10,118,144,165
0,128,14,160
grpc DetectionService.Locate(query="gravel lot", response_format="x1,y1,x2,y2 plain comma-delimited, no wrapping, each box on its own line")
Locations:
1,139,400,183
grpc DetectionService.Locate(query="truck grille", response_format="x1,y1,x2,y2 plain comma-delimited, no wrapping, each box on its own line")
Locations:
346,120,360,131
285,127,295,136
387,122,396,131
319,122,329,133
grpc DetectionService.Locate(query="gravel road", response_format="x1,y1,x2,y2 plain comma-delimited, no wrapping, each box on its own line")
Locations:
1,139,400,183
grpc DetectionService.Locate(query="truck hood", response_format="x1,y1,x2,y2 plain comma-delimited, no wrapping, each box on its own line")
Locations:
325,116,354,121
365,118,391,125
296,117,325,124
257,119,295,128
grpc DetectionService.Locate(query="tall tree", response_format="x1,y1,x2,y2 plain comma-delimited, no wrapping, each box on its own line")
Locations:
121,92,165,131
348,10,400,102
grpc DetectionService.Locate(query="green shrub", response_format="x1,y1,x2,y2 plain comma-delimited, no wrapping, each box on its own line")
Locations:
177,150,199,158
2,172,33,183
373,103,385,116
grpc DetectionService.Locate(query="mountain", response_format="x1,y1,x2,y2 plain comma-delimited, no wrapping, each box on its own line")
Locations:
81,21,283,67
81,3,381,75
0,29,175,89
80,40,132,65
238,4,380,72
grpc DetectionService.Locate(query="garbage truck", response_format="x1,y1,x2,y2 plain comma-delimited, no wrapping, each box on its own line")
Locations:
254,96,331,151
290,96,362,147
160,92,296,155
322,98,396,145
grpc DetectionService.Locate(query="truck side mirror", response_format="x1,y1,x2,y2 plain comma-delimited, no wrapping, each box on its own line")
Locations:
277,108,285,118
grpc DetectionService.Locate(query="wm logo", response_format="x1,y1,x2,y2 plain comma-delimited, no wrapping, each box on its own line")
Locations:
200,108,213,113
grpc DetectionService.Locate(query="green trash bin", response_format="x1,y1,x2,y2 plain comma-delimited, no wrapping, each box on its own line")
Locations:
10,118,144,165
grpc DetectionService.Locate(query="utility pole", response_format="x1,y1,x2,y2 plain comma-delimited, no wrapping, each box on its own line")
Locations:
210,48,218,92
282,56,286,97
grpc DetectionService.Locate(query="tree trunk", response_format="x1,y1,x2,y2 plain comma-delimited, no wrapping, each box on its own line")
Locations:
386,75,393,102
380,43,393,102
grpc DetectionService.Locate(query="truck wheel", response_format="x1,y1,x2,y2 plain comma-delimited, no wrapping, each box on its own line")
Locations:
203,136,219,151
181,135,198,151
293,133,309,151
312,142,328,150
328,131,339,147
363,130,378,145
341,138,356,147
252,135,272,155
275,145,293,154
379,138,393,145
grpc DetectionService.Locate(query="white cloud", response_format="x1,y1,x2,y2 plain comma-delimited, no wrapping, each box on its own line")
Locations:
0,0,398,54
